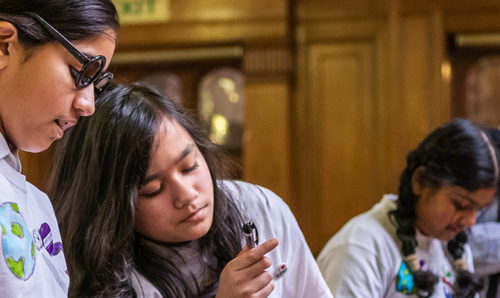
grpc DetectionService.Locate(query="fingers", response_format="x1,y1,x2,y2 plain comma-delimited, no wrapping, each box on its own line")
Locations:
236,238,278,270
253,272,275,298
237,244,248,257
239,270,275,298
216,239,278,298
245,254,273,279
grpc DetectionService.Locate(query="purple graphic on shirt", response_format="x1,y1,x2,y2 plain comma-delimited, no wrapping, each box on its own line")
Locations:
39,223,63,256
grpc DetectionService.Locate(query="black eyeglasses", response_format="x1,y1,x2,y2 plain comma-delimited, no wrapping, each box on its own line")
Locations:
23,12,113,98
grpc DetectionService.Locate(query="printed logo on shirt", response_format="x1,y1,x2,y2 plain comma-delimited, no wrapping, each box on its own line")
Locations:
396,261,416,295
441,270,453,298
0,202,35,280
32,222,63,256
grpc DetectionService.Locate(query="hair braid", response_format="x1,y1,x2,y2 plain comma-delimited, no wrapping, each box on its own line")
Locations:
392,151,439,297
390,119,498,297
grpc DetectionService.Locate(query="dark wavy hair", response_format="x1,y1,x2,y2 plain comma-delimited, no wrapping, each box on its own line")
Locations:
49,84,243,297
390,118,498,298
0,0,119,49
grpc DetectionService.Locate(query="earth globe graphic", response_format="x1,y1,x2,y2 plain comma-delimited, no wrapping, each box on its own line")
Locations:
0,202,35,280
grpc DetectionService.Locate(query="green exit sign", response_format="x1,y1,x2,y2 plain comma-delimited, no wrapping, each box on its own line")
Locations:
114,0,170,24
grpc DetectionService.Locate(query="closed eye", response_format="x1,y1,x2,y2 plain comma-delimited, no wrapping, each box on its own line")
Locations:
141,185,163,198
453,199,473,211
182,162,199,173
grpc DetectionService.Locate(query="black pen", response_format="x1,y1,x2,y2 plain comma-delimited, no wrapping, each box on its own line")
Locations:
242,221,258,249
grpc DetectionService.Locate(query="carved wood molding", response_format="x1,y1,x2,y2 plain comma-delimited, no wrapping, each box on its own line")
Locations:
243,47,293,76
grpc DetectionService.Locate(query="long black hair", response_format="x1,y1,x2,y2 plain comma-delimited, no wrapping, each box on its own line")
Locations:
50,83,243,297
0,0,119,51
391,118,498,298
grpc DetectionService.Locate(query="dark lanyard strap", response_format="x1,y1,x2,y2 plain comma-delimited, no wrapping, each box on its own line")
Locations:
486,198,500,298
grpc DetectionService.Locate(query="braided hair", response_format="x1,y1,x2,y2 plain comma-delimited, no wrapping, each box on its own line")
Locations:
390,118,498,297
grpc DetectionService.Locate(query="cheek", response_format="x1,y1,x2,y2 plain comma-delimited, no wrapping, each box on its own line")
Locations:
427,208,458,230
135,201,169,231
21,70,70,111
197,160,214,190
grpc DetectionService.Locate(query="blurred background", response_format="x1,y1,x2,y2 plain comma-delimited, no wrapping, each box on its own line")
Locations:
20,0,500,256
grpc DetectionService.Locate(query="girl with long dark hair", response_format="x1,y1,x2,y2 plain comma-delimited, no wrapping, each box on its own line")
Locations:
50,83,331,298
317,118,499,298
0,1,119,296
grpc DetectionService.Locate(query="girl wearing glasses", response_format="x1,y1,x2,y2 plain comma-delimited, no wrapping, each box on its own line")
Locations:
0,1,119,297
317,119,498,298
49,83,332,298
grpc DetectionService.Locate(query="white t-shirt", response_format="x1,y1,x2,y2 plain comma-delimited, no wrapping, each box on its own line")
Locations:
317,194,474,298
0,134,68,297
132,180,332,298
469,197,500,298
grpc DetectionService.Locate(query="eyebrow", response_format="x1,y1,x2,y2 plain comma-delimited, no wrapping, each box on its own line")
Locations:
455,193,482,209
141,143,195,185
176,143,195,164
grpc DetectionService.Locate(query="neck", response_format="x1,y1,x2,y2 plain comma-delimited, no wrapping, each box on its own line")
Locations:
137,233,195,247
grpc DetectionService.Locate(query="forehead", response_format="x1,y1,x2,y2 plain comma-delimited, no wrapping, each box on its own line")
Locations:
150,119,193,160
73,30,116,66
443,185,496,207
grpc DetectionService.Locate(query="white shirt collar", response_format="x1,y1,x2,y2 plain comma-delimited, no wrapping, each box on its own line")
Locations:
0,133,22,172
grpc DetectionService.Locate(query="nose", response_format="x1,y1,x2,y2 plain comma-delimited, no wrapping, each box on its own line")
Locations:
172,177,199,209
459,209,477,229
73,88,95,117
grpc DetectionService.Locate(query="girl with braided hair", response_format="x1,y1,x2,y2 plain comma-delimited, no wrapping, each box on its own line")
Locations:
317,118,499,297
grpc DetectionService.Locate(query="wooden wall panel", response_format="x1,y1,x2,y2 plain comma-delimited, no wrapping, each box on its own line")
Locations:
243,78,291,204
387,11,448,179
19,146,56,193
117,0,289,49
117,20,289,49
446,11,500,33
297,0,386,19
294,0,451,255
397,15,436,158
170,0,287,21
297,40,385,254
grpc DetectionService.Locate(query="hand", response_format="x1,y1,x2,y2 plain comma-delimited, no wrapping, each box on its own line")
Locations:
216,238,279,298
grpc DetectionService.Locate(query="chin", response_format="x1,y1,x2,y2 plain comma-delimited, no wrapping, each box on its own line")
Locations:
21,142,52,153
191,219,213,240
197,220,212,237
438,231,460,241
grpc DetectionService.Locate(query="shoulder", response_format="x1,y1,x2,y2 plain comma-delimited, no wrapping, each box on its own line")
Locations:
329,196,397,249
26,182,51,203
130,270,162,298
0,167,15,198
26,182,58,219
219,180,289,215
317,196,402,296
219,180,279,199
0,169,56,222
318,195,401,269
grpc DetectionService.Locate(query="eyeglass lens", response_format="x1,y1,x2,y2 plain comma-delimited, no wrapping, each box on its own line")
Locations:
94,73,113,97
76,56,105,88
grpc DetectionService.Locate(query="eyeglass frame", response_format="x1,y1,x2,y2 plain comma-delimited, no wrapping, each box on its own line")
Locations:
22,12,113,97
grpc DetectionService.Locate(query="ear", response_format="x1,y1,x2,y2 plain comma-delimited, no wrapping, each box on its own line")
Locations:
0,21,19,69
411,166,426,196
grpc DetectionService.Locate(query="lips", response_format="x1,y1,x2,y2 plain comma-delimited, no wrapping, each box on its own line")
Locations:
446,225,463,234
182,205,207,223
55,119,77,132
